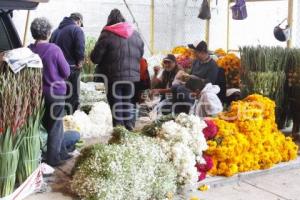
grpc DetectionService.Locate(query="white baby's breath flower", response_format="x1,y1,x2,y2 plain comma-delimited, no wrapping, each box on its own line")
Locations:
158,114,208,186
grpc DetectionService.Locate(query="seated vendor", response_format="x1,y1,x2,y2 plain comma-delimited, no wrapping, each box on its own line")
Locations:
150,54,183,114
151,54,182,97
172,41,220,114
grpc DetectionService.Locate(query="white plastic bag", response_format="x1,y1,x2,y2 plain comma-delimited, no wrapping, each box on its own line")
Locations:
193,83,223,117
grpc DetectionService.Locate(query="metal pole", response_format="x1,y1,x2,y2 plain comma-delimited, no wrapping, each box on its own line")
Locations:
226,0,230,52
150,0,155,55
287,0,294,48
205,0,211,48
23,10,30,46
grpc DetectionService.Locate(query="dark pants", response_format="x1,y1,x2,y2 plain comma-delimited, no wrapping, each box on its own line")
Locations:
172,85,195,114
42,93,65,165
65,67,80,115
107,81,136,130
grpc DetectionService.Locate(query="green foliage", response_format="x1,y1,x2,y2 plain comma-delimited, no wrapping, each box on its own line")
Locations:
239,46,300,127
82,36,97,82
141,115,175,137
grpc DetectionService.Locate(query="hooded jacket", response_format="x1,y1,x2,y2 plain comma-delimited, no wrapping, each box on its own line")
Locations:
50,17,85,66
91,22,144,82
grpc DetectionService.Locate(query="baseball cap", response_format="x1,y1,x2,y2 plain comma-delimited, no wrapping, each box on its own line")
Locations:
188,41,208,53
70,12,84,27
163,54,177,63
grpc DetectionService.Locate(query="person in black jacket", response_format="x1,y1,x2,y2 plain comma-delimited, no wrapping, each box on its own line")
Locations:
50,13,85,115
172,41,220,114
91,9,144,130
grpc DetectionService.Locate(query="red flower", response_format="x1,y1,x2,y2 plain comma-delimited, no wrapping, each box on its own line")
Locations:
198,171,206,181
196,155,214,172
203,119,218,140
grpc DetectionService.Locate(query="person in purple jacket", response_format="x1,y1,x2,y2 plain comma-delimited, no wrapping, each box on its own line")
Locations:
29,17,70,167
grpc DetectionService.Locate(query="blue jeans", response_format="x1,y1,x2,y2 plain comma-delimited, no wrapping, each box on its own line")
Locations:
42,93,65,166
62,131,80,153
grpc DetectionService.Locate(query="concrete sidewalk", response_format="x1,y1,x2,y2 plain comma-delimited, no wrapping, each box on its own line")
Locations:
25,161,300,200
184,167,300,200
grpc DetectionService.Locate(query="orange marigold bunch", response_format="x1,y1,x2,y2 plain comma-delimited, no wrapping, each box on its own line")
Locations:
206,94,298,177
216,52,241,88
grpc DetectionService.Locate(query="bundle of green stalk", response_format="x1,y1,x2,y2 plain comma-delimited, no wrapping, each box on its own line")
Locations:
240,46,288,72
17,66,43,184
82,36,96,82
0,63,42,197
240,46,289,127
286,49,300,87
241,71,286,106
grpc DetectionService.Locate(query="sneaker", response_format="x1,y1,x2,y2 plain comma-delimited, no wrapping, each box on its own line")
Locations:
61,153,74,161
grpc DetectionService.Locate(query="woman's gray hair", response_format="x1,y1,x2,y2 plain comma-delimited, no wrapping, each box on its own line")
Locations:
30,17,52,40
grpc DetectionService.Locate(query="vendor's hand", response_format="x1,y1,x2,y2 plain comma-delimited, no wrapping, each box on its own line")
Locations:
190,92,197,98
149,89,161,98
76,61,84,69
191,89,201,99
154,66,161,76
182,74,191,82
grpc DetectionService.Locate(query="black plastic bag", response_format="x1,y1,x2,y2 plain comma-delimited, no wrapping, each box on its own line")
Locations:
198,0,211,20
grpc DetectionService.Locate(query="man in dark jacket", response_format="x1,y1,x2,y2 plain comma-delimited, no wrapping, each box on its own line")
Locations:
172,41,220,114
189,41,219,84
50,13,85,115
91,9,144,130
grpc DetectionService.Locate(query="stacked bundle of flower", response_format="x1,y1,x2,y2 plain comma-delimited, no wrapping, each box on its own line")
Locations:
172,46,195,72
206,94,298,177
0,63,43,197
216,50,241,88
142,114,213,185
157,114,208,185
71,127,177,200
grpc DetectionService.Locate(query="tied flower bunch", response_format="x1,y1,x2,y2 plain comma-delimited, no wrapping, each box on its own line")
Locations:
0,62,43,197
157,113,208,185
214,48,226,57
206,94,298,177
172,46,195,71
216,50,241,88
71,127,177,200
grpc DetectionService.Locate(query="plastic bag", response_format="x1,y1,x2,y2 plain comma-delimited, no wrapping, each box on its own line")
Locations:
192,83,223,117
231,0,247,20
198,0,211,20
